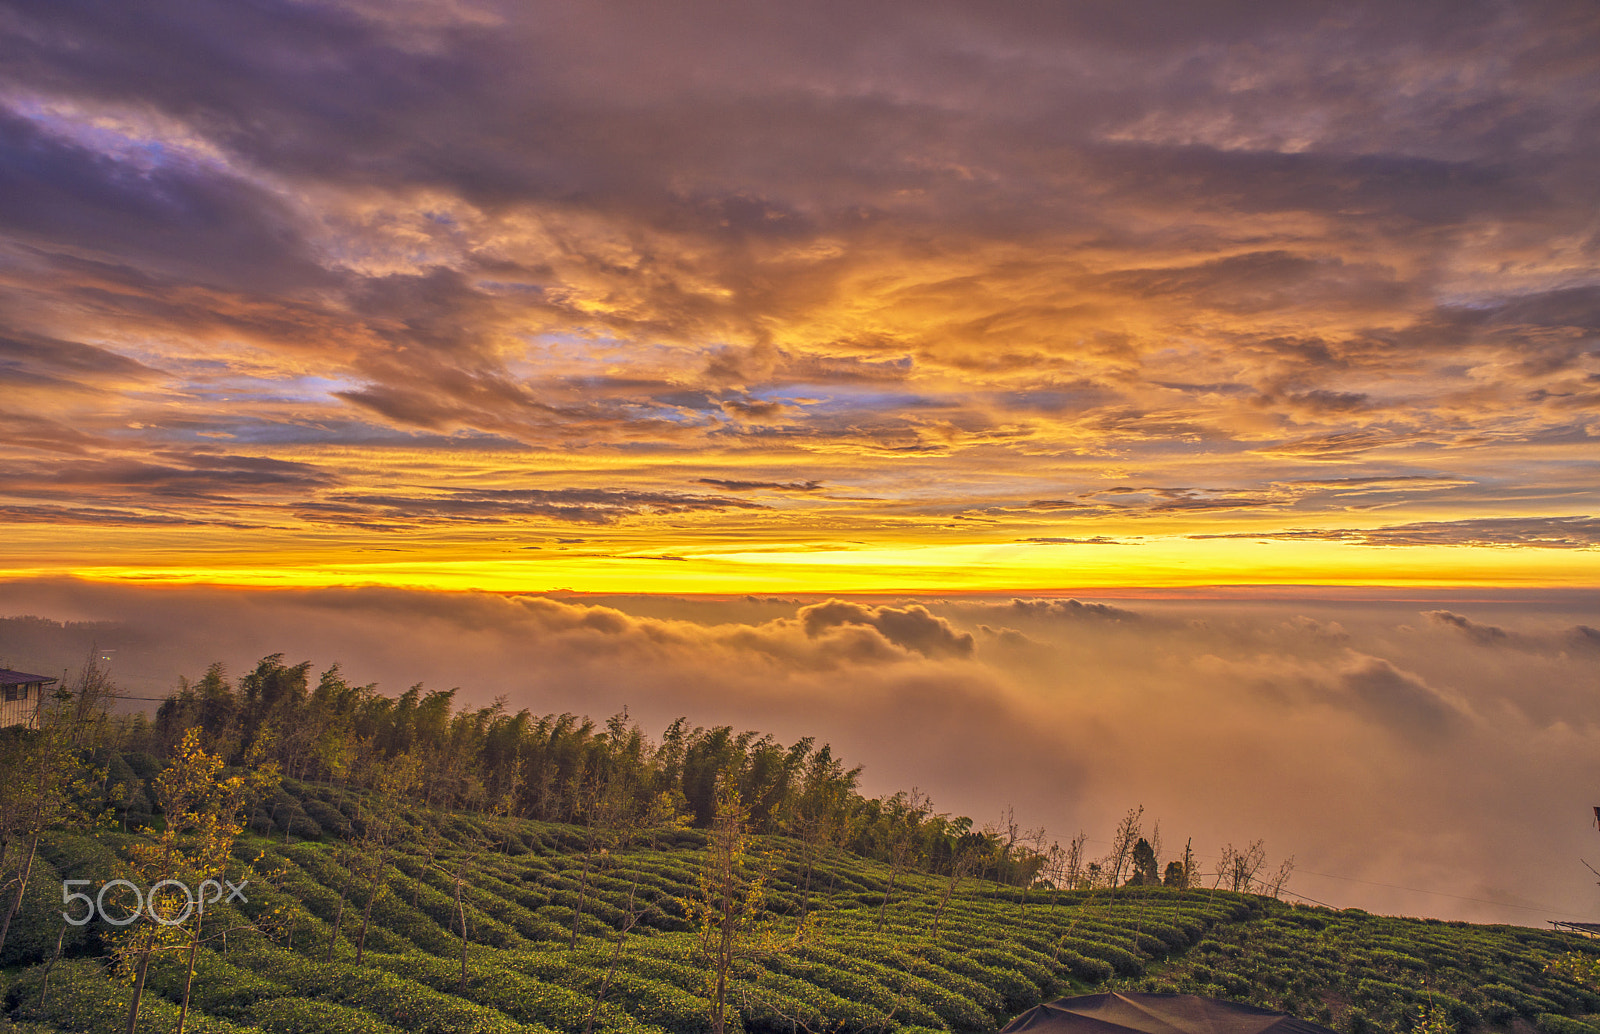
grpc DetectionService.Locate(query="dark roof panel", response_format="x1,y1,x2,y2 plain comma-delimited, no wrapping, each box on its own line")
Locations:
0,669,57,686
1002,996,1336,1034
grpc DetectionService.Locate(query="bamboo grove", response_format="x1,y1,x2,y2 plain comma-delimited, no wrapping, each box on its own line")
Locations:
145,654,1054,887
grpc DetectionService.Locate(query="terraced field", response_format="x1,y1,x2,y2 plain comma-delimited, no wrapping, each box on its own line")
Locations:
4,779,1598,1034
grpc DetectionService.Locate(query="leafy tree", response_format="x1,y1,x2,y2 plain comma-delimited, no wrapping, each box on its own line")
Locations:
781,743,857,918
170,736,278,1034
114,728,277,1034
1545,953,1600,987
0,670,102,956
434,829,490,994
1410,1002,1456,1034
682,772,813,1034
874,789,930,933
930,819,981,940
582,871,647,1034
352,750,421,964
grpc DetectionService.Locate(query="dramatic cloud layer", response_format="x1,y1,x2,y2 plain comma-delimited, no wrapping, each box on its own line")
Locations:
2,1,1598,587
5,581,1598,927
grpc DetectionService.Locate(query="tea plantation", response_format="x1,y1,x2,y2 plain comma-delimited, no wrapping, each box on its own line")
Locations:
4,779,1598,1034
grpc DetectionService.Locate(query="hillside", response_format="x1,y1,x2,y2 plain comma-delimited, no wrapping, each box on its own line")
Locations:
5,777,1599,1034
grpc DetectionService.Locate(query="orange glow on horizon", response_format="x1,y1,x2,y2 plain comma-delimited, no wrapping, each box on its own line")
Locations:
10,536,1600,595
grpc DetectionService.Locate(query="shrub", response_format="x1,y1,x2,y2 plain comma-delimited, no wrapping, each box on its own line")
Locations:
1538,1016,1600,1034
11,959,252,1034
235,944,532,1034
251,996,407,1034
0,852,91,967
140,948,289,1021
302,800,353,838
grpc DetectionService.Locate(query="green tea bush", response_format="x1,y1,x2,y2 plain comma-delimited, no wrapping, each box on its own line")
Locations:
250,997,405,1034
967,949,1053,998
1060,938,1141,977
746,970,887,1033
375,950,582,1031
11,960,251,1034
0,853,90,966
236,945,529,1034
1537,1014,1600,1034
769,952,946,1030
301,800,352,838
140,949,288,1022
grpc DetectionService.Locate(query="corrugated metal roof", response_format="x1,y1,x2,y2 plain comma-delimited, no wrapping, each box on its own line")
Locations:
1002,995,1336,1034
0,669,56,686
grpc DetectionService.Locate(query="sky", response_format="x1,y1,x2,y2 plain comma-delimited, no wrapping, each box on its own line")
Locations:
2,2,1600,925
1,0,1598,589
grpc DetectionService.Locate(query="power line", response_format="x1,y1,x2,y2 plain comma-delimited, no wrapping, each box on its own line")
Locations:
1294,868,1580,916
1053,833,1587,919
1274,885,1344,910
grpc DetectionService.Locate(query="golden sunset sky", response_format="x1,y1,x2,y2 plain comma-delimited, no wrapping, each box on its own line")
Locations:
2,1,1599,591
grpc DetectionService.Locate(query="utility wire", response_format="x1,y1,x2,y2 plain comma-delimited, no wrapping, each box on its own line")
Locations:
1294,868,1580,916
1056,834,1587,918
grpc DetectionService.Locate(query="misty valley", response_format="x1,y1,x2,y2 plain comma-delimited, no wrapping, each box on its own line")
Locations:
2,652,1598,1034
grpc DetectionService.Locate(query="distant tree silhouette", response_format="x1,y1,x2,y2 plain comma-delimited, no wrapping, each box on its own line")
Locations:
1216,839,1267,892
1128,837,1160,886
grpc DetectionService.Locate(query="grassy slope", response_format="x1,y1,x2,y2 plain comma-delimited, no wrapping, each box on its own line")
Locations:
6,779,1600,1034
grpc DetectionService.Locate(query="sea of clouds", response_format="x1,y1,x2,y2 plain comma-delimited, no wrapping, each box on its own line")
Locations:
3,578,1598,927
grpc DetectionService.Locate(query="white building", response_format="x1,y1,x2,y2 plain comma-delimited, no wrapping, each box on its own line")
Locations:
0,669,56,730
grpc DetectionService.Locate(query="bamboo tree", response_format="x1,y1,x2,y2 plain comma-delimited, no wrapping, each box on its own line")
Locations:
570,718,650,950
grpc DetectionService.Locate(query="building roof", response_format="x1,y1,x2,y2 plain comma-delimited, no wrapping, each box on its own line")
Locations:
1002,995,1336,1034
0,669,57,686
